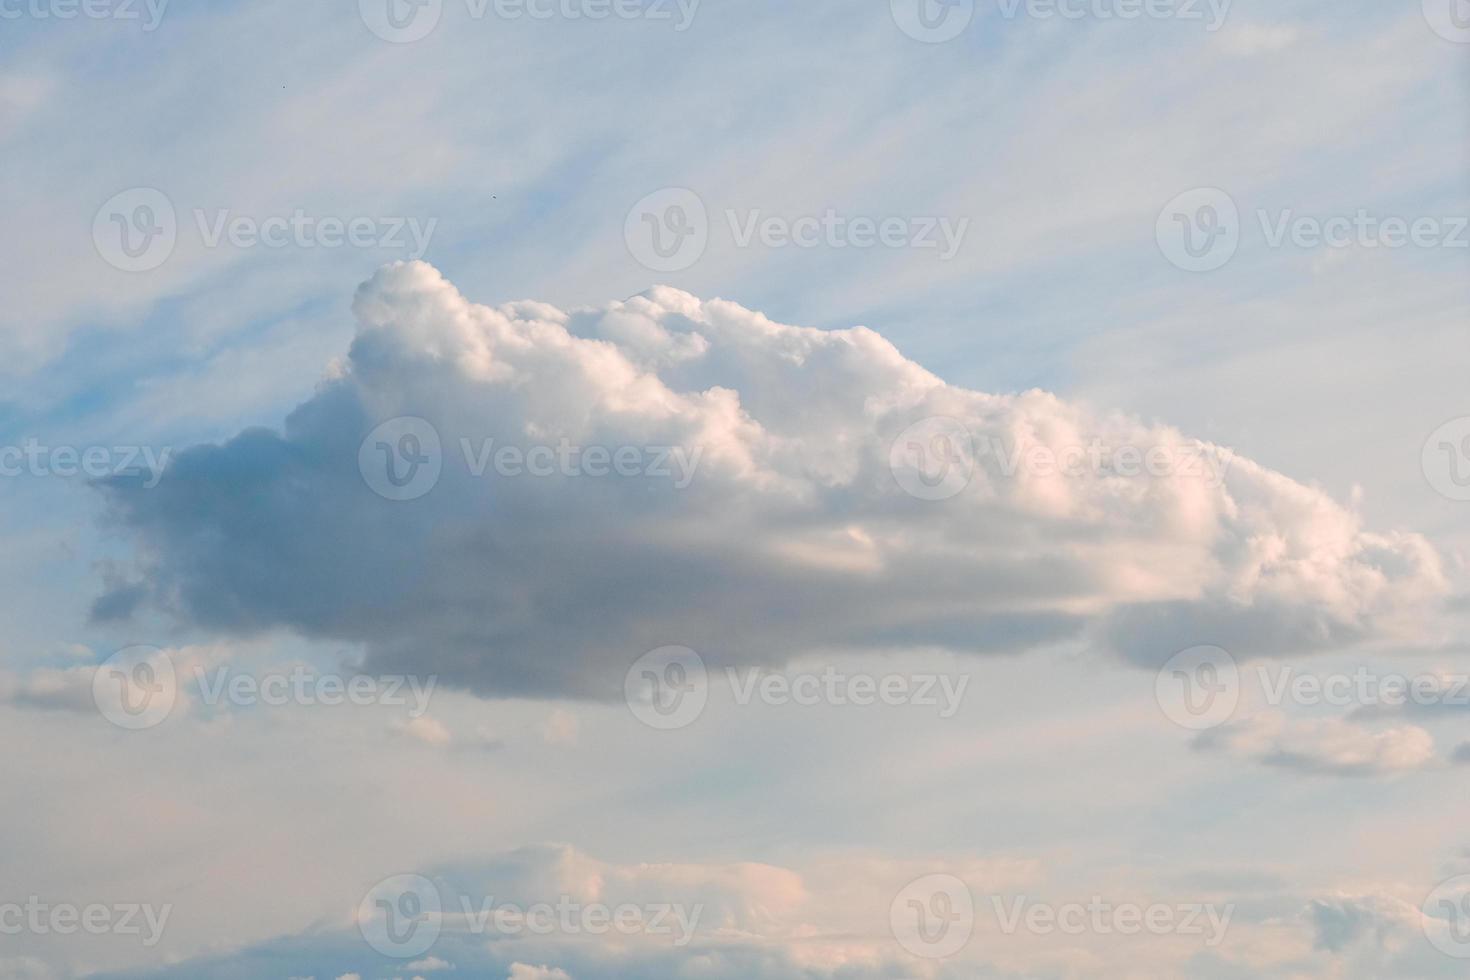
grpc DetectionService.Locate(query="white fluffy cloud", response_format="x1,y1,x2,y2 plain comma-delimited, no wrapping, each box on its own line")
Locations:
507,966,571,980
96,262,1448,697
1195,712,1438,776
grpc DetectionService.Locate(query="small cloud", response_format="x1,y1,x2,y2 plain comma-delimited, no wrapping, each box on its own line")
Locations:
1220,22,1299,55
1305,893,1417,953
393,716,454,747
406,956,453,971
1195,713,1435,777
538,708,579,747
508,966,571,980
0,666,97,714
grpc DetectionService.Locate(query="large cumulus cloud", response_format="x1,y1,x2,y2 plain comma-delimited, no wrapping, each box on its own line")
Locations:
96,262,1446,697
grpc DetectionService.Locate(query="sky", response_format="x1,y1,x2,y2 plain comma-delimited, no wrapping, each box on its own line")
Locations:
1,0,1469,978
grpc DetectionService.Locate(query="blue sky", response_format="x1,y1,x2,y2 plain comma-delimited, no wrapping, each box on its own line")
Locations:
1,1,1468,978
